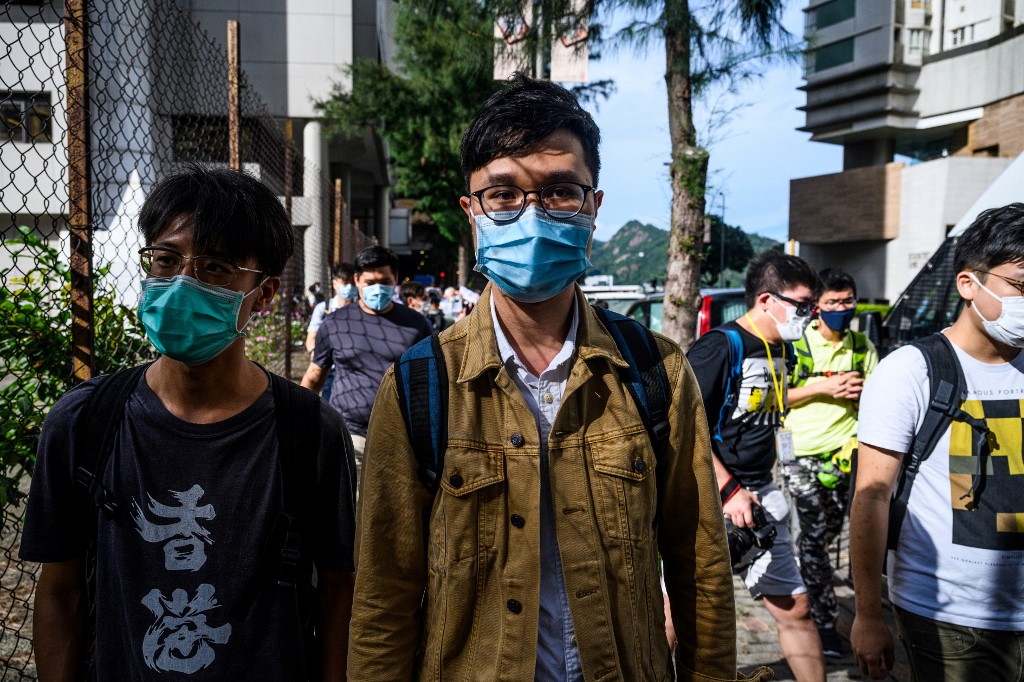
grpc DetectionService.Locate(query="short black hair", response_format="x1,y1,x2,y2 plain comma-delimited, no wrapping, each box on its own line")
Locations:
744,251,819,308
354,245,399,277
399,280,425,301
460,72,601,192
954,203,1024,274
817,267,857,299
332,262,354,282
139,164,293,276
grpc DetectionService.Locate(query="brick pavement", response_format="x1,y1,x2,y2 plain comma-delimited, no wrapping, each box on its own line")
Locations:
734,575,911,681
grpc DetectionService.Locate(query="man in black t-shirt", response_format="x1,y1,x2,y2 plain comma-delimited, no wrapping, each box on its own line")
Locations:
301,246,432,460
21,166,357,681
687,251,826,681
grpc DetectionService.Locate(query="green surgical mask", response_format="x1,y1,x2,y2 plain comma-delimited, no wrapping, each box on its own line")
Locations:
139,275,263,366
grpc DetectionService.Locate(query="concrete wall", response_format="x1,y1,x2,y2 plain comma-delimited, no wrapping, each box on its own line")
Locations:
805,0,894,81
883,156,1011,299
799,240,890,301
915,29,1024,116
0,20,68,218
186,0,356,119
943,0,1004,44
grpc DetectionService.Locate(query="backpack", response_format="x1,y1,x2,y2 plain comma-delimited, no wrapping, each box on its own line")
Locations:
884,333,989,552
790,328,870,388
708,327,795,444
72,363,324,676
392,306,670,493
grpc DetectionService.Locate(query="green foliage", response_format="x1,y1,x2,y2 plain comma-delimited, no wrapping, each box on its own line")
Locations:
315,0,502,242
246,307,306,372
590,220,669,285
0,226,152,507
702,215,754,285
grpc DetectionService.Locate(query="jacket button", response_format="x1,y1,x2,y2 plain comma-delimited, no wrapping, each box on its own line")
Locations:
449,473,464,488
506,598,522,614
633,458,647,473
510,433,525,448
510,514,525,528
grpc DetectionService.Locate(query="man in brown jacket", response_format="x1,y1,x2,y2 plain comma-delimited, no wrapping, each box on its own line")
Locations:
349,74,752,681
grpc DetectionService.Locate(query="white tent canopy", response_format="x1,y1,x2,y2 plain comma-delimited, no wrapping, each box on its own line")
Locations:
949,151,1024,237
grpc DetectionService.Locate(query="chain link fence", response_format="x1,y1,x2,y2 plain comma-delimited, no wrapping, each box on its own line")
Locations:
1,1,372,676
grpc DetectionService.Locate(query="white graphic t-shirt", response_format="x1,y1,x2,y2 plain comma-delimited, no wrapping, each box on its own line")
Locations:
859,340,1024,630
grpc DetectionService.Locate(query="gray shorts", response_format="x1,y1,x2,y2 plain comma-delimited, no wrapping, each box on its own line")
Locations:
738,483,807,600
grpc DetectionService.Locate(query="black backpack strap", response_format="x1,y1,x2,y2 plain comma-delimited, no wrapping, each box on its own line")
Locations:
887,333,973,551
74,363,151,515
394,334,448,492
593,306,671,455
234,373,321,620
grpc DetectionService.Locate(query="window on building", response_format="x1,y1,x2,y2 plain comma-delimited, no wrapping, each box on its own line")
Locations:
950,24,974,46
908,28,930,54
812,0,856,30
809,37,855,72
1,91,52,144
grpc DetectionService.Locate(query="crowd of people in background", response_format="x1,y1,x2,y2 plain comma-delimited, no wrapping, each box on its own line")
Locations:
20,70,1024,682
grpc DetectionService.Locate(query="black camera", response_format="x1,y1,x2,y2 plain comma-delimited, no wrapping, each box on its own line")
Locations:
726,502,777,572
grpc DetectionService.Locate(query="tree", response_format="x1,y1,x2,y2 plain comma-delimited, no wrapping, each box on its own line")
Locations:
315,1,502,286
480,0,793,347
616,1,792,347
701,215,754,286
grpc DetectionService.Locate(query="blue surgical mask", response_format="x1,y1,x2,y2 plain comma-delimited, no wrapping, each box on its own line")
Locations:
361,283,394,312
336,283,357,301
138,275,263,366
473,205,593,303
819,308,856,333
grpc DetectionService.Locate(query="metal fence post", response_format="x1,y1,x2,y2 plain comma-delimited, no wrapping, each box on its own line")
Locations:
66,0,94,383
227,19,240,171
284,119,294,379
334,179,342,268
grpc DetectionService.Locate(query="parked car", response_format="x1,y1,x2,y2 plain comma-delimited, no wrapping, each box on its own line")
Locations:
580,284,648,315
625,288,746,344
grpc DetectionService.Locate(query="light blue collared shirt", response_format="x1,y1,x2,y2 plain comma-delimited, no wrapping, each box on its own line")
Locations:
491,296,583,681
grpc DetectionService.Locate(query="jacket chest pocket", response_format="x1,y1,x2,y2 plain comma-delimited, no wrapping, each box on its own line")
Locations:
431,444,506,563
588,430,657,544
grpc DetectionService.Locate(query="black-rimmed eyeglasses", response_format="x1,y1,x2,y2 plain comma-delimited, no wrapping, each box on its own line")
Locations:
470,182,595,222
139,247,263,287
769,291,817,317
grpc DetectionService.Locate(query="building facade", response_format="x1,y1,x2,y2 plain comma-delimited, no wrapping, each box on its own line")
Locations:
791,0,1024,302
1,0,399,301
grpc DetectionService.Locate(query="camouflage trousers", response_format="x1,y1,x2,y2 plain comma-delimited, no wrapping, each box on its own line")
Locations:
780,455,850,631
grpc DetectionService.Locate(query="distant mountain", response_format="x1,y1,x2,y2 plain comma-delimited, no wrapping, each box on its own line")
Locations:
589,220,782,286
589,221,669,286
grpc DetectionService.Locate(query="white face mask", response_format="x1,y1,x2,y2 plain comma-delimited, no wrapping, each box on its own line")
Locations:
970,273,1024,348
767,295,812,342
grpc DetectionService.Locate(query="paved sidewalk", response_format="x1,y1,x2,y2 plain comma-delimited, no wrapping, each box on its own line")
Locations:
735,575,911,681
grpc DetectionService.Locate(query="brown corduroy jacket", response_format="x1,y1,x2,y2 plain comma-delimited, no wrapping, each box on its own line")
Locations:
348,285,764,681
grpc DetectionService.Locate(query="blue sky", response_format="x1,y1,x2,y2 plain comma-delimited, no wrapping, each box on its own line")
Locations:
583,3,842,243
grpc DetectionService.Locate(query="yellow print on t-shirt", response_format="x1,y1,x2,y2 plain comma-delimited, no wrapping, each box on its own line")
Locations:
948,398,1024,551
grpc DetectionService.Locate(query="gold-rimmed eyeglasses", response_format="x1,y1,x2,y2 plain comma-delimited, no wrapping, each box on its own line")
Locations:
139,247,263,287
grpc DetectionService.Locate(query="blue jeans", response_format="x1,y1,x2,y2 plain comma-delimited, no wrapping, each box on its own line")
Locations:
894,605,1024,682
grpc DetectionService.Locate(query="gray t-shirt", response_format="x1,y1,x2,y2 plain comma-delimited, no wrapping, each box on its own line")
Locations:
312,303,432,436
21,371,356,681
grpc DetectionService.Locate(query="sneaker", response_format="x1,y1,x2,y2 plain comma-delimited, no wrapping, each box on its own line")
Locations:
818,627,845,659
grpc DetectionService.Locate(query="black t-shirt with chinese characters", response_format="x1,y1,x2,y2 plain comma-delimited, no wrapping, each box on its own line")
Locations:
686,321,788,487
312,302,432,436
21,371,356,681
